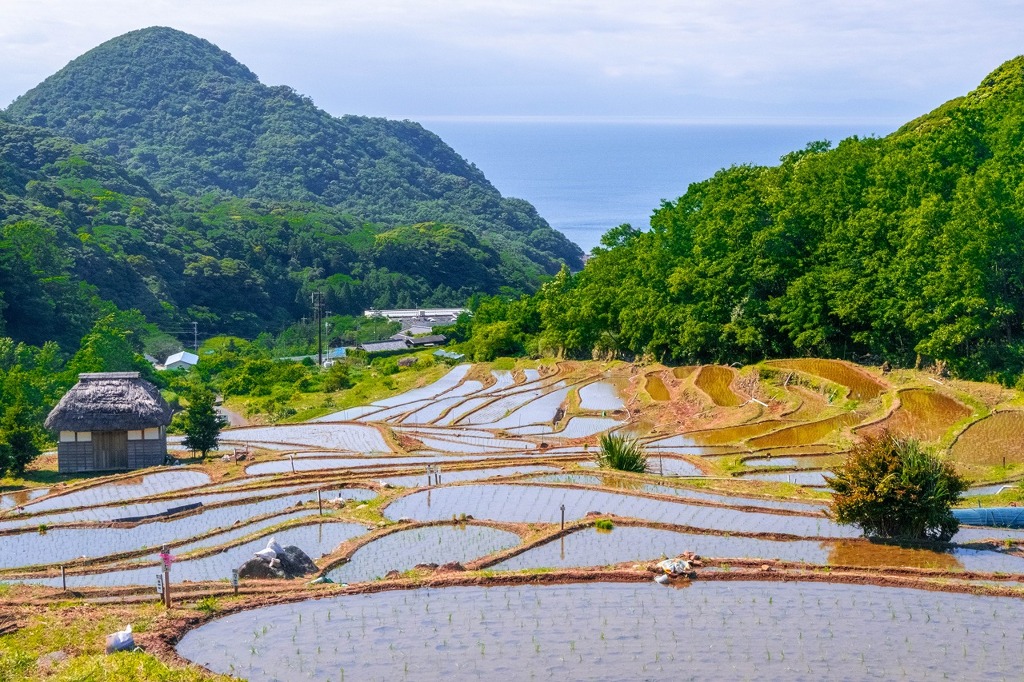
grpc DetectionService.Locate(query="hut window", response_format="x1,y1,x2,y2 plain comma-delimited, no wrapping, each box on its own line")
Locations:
60,431,76,443
76,431,92,442
144,427,160,440
127,430,143,441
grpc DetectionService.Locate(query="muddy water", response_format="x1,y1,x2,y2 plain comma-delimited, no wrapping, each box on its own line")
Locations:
740,470,831,487
694,366,743,406
860,389,971,442
769,358,885,401
326,525,519,583
827,540,1024,573
672,366,696,379
178,581,1024,681
384,484,855,538
951,411,1024,466
686,420,784,446
747,413,860,449
744,454,846,469
644,374,670,401
0,488,49,509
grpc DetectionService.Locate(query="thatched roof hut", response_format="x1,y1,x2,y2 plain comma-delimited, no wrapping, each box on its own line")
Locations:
46,372,172,432
46,372,173,473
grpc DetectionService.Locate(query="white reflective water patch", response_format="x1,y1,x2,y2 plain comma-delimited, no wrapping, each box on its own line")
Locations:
371,365,472,407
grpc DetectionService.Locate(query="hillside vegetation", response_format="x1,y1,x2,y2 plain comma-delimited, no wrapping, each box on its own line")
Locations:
455,57,1024,383
0,118,541,345
6,27,583,274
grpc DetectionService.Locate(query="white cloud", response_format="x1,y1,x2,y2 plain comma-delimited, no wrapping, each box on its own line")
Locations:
1,0,1021,119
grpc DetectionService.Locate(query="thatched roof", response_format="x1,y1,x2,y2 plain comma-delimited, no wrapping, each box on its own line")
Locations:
45,372,173,432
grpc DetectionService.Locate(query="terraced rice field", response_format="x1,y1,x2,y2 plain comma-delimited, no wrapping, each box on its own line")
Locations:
644,374,670,401
577,380,626,410
672,365,696,379
694,365,743,406
684,420,785,446
747,412,861,449
769,358,886,401
325,525,520,583
385,483,853,538
10,359,1024,682
859,389,972,441
178,582,1024,681
950,411,1024,467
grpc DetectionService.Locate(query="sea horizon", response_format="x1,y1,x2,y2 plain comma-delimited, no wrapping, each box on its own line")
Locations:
424,119,902,252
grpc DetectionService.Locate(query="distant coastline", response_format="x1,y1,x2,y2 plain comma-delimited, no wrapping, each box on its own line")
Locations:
427,120,898,252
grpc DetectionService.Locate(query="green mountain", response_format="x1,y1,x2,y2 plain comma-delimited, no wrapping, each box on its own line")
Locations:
0,117,543,347
458,57,1024,381
6,27,583,273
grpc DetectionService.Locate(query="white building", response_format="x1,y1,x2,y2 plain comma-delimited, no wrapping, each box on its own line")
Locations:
164,351,199,371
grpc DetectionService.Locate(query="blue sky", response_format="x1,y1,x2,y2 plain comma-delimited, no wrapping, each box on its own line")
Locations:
2,1,1023,123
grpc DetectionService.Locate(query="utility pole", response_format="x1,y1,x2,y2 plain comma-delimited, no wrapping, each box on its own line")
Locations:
312,291,325,366
192,322,198,351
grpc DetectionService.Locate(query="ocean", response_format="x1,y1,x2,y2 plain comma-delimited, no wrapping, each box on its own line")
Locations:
425,121,897,253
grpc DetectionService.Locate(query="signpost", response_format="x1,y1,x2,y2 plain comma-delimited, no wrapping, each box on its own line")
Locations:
159,546,174,608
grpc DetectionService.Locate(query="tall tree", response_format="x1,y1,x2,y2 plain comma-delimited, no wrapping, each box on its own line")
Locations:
181,386,228,459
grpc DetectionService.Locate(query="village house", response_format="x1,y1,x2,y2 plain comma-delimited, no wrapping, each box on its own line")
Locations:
45,372,173,473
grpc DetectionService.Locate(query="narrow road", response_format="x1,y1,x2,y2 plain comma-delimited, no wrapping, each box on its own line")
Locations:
215,405,249,427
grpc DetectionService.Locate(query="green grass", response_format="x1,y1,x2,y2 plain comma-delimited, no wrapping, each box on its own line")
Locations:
595,434,647,473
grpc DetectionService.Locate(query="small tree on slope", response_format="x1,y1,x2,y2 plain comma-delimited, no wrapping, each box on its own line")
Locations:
182,387,228,459
828,434,968,542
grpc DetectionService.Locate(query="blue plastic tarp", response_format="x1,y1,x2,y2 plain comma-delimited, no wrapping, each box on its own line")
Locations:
953,507,1024,529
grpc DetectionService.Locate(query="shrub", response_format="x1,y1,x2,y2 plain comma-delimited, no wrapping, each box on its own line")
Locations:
594,518,614,531
596,434,647,473
828,434,968,541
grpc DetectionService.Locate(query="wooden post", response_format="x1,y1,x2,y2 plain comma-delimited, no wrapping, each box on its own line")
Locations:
160,546,172,608
60,565,66,592
317,489,323,516
560,504,565,530
162,564,171,608
231,569,239,596
290,455,295,473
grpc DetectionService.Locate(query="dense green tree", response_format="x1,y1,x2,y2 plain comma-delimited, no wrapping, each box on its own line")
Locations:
827,435,968,542
456,57,1024,381
180,386,228,459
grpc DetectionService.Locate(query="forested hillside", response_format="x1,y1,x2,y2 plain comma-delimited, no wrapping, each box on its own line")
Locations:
6,27,583,273
455,57,1024,382
0,118,539,346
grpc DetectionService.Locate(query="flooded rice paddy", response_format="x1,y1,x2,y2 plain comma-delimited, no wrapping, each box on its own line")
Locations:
380,465,561,488
769,358,885,401
495,526,832,569
0,490,372,570
385,484,854,538
525,474,824,513
747,413,860,449
326,525,520,583
577,380,626,410
19,520,365,588
20,470,210,512
644,374,670,401
694,365,743,407
951,411,1024,466
494,526,1024,573
178,581,1024,681
222,423,390,452
859,389,972,442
